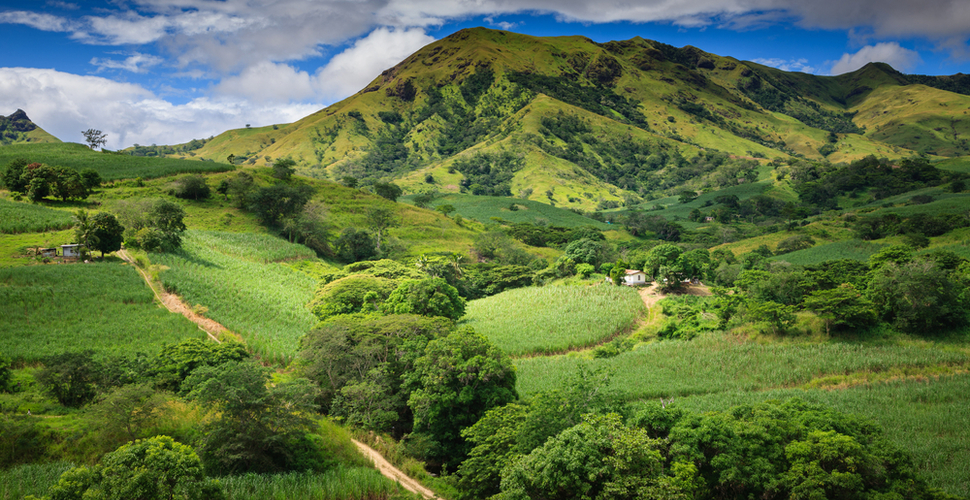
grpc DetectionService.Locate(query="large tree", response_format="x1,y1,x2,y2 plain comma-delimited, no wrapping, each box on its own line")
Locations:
365,206,400,252
91,212,125,258
81,128,107,150
383,277,466,320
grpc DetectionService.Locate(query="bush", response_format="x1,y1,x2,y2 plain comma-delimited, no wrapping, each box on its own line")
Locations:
171,174,211,200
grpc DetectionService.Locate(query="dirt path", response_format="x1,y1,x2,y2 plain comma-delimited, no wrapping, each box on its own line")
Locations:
117,249,226,343
351,439,439,499
118,250,435,497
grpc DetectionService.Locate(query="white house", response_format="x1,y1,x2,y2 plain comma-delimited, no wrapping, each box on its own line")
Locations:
60,244,82,258
623,269,647,286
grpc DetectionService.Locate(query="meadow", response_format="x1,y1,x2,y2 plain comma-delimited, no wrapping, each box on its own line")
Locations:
462,284,645,356
0,462,75,500
513,334,970,399
401,192,611,229
670,373,970,498
769,238,886,265
0,199,73,234
152,230,319,362
0,143,231,181
220,467,409,500
0,263,205,363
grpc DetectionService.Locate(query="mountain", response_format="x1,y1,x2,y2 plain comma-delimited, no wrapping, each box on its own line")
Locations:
0,109,61,145
167,28,970,210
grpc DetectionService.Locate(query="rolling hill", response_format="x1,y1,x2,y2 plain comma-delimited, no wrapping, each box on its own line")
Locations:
159,27,970,211
0,109,61,146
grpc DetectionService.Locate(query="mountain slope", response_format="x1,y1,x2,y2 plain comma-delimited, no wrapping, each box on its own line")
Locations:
173,28,970,210
0,109,61,145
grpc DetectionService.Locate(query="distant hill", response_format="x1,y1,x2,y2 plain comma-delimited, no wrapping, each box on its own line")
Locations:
156,28,970,210
0,109,61,145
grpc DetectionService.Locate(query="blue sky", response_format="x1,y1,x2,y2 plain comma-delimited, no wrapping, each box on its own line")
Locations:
2,1,969,149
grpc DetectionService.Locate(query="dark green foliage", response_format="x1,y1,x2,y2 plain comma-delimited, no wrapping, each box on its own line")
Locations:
79,168,101,190
796,156,944,210
308,274,399,321
36,435,223,500
90,212,125,257
334,227,377,263
147,199,187,251
460,264,534,298
0,352,10,393
507,71,650,128
563,238,609,266
271,158,296,180
1,158,29,192
154,338,250,391
19,164,88,201
372,181,403,201
246,184,313,226
454,151,524,196
383,277,466,320
803,284,878,334
36,351,101,408
181,361,321,475
298,313,453,431
867,259,968,333
776,234,815,254
377,111,403,124
171,174,211,200
226,172,255,207
405,328,517,472
460,66,495,106
0,414,45,468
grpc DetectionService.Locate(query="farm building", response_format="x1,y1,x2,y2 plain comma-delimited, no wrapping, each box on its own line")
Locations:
60,244,82,257
623,270,647,285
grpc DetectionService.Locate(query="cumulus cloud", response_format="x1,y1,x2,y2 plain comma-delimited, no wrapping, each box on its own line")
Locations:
0,67,318,148
90,53,165,73
829,42,922,75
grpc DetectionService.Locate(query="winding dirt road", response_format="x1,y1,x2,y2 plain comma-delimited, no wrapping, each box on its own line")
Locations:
117,249,437,499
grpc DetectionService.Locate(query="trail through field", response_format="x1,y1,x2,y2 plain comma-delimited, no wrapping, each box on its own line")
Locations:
117,249,225,343
351,439,438,499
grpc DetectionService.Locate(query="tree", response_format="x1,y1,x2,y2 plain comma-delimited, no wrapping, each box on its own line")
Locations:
563,238,607,266
334,227,378,263
36,435,223,500
383,277,467,320
154,338,250,391
1,158,28,192
226,172,255,208
247,184,313,226
171,175,211,200
404,328,517,471
365,206,400,252
867,260,968,333
803,284,877,334
644,243,682,279
90,383,168,440
308,274,399,321
72,209,98,259
281,201,331,255
272,158,296,180
36,351,101,408
436,204,456,216
148,199,187,251
181,360,321,475
82,129,107,150
373,181,403,201
90,212,125,258
79,168,102,191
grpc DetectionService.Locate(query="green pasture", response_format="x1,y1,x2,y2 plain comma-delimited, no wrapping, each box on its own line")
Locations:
462,284,645,356
514,335,970,399
153,231,319,363
0,198,73,234
0,263,205,363
401,192,611,229
0,143,232,181
770,239,886,266
671,374,970,498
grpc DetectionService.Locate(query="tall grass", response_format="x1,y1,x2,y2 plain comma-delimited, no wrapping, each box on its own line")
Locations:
514,335,970,399
402,193,610,229
220,467,406,500
0,199,73,234
0,143,231,181
667,374,970,498
0,263,205,363
153,231,319,362
0,462,74,500
188,231,317,263
462,284,645,356
770,239,885,266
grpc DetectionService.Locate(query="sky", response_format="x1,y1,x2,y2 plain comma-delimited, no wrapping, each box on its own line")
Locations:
2,1,970,150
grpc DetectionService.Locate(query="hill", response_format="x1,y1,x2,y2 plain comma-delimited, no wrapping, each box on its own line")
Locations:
0,109,60,145
161,27,970,211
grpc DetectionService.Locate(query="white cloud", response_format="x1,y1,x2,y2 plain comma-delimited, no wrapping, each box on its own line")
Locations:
0,10,73,32
214,61,316,103
0,67,318,148
312,27,436,100
751,57,816,74
829,42,922,75
90,53,165,73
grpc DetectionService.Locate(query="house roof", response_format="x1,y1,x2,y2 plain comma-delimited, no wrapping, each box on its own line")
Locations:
625,269,644,275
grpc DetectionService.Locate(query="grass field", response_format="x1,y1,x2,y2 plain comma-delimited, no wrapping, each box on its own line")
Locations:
0,462,75,500
770,239,886,265
0,199,73,234
401,192,611,229
514,334,970,399
220,467,406,500
0,263,205,363
669,374,970,498
153,230,319,363
462,284,645,356
0,143,232,181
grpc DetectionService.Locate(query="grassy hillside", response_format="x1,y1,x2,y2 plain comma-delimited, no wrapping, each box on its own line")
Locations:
0,143,232,180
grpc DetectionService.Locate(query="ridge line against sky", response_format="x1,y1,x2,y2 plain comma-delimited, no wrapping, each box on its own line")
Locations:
1,0,969,150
